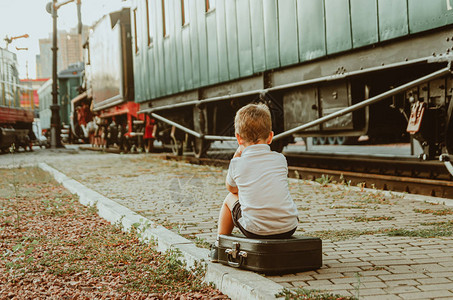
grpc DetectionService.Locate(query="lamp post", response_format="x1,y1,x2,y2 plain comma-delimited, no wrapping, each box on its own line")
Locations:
46,0,82,148
4,34,29,50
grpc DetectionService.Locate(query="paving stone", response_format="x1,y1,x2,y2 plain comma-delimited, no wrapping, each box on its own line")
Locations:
327,261,373,268
384,285,420,294
384,280,419,287
386,266,414,274
307,283,354,291
316,267,363,273
331,276,382,284
410,263,449,273
416,277,453,285
362,295,402,300
440,261,453,267
356,288,387,296
339,258,367,263
397,290,453,299
370,259,416,266
360,281,388,289
305,279,332,286
321,290,355,297
280,282,294,288
417,282,453,291
357,270,392,276
379,272,431,281
312,273,347,280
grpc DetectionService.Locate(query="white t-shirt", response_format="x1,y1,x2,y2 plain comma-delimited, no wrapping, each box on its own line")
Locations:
226,144,299,235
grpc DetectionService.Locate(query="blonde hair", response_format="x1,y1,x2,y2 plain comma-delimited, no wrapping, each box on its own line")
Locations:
234,103,272,143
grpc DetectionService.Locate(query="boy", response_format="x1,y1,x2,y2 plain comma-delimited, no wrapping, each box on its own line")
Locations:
211,103,299,261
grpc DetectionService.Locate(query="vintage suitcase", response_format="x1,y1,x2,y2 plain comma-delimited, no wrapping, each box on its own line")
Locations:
217,234,322,274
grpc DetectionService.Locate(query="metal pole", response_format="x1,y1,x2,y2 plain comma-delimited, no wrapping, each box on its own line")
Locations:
50,0,62,148
151,113,203,138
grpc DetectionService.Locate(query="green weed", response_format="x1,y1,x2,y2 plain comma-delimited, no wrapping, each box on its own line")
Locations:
276,287,357,300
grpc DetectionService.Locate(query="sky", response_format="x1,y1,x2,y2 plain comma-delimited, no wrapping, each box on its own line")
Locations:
0,0,127,79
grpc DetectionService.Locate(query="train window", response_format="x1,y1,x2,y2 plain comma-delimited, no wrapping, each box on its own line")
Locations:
205,0,215,12
146,0,153,46
181,0,189,26
133,8,139,53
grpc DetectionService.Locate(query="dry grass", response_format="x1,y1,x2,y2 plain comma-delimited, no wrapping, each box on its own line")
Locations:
0,167,227,299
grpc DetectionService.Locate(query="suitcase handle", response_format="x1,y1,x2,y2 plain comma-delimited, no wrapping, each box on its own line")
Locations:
226,250,247,268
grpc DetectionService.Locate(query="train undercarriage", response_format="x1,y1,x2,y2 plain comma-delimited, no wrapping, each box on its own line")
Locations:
0,107,35,153
88,102,154,153
143,61,453,163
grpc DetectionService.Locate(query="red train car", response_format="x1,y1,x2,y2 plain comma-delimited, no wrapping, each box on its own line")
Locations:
0,48,35,152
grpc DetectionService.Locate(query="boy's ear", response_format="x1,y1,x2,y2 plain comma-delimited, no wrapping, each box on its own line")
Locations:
267,131,274,144
236,133,244,145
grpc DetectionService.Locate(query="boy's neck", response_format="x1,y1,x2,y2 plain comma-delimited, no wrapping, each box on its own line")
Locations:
241,140,268,148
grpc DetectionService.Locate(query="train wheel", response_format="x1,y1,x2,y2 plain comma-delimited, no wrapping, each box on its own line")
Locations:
336,136,346,145
144,139,154,153
270,139,286,153
318,137,327,145
327,137,337,145
120,140,131,153
192,138,209,158
171,136,184,156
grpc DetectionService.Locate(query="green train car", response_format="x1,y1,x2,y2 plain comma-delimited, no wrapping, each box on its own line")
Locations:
129,0,453,162
38,63,84,143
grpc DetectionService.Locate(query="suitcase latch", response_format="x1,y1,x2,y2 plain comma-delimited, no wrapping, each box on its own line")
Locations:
225,242,240,258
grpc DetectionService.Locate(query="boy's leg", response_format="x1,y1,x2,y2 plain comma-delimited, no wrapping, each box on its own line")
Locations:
217,192,239,235
211,193,238,262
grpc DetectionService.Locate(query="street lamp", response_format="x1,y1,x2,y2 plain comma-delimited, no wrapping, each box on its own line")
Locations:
46,0,82,148
4,34,29,50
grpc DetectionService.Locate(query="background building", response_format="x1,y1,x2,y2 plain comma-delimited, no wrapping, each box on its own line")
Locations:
35,26,89,78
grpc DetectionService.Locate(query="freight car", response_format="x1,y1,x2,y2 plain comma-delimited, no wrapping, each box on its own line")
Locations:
38,62,84,144
0,47,35,152
121,0,453,167
82,8,153,152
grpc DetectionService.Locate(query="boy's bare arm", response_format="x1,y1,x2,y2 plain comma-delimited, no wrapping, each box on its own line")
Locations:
226,179,238,194
226,145,243,194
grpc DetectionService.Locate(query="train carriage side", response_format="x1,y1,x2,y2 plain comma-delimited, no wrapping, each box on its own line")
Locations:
37,79,52,135
38,63,84,144
85,7,148,152
131,0,453,160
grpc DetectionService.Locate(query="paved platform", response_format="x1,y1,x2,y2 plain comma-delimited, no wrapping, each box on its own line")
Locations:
1,148,453,299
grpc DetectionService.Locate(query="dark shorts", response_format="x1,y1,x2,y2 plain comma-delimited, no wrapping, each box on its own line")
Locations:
231,201,297,239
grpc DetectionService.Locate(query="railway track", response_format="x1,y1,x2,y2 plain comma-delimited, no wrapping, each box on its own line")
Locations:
78,144,453,198
161,150,453,199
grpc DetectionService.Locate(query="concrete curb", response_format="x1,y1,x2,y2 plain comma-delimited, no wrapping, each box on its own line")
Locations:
38,162,284,300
